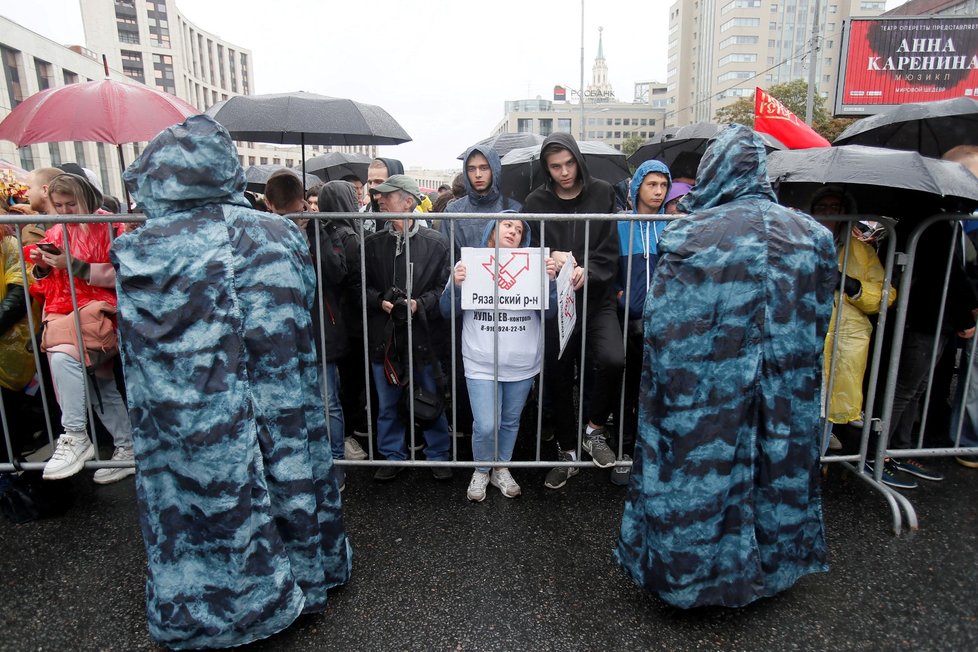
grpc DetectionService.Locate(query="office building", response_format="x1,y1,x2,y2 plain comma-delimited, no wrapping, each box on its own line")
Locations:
664,0,888,127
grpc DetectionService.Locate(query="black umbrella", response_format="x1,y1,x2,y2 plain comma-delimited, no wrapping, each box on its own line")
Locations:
628,122,785,178
244,165,320,194
298,152,372,182
768,145,978,219
832,97,978,158
206,92,411,188
457,132,545,160
499,141,630,203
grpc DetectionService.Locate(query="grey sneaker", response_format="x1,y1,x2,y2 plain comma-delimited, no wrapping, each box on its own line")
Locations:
344,436,368,460
43,433,94,480
93,446,135,485
544,449,579,489
490,468,521,498
583,428,616,468
467,471,489,502
610,454,632,486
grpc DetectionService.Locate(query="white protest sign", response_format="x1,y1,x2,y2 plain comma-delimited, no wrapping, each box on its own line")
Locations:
556,256,577,359
460,247,550,311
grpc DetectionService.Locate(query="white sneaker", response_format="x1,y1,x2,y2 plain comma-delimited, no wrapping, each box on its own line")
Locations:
466,471,490,502
344,436,368,460
490,468,521,498
828,433,844,451
43,433,95,480
93,446,136,485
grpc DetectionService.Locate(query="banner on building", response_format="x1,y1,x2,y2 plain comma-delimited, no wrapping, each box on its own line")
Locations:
754,87,830,149
835,16,978,116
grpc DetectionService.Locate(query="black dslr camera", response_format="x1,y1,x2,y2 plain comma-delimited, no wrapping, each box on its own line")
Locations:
384,287,410,322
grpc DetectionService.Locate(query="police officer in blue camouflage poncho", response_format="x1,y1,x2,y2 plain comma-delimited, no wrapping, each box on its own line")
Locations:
112,114,351,648
615,124,838,608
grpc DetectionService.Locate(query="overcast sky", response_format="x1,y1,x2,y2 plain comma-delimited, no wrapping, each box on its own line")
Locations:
1,0,905,169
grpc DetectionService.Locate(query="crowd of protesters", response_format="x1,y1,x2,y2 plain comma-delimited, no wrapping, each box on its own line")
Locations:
2,114,978,633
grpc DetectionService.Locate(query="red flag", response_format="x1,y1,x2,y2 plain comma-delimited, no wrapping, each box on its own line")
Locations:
753,87,830,149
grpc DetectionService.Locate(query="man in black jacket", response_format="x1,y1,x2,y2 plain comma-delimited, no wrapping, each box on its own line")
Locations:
523,133,624,489
364,175,452,481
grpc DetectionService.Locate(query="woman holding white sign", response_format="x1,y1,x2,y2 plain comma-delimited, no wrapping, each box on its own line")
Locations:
440,218,556,501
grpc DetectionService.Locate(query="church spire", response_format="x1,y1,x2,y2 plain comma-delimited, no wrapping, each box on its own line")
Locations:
587,26,613,102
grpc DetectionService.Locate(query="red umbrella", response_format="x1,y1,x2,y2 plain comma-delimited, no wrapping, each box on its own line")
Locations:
0,58,200,209
0,79,199,146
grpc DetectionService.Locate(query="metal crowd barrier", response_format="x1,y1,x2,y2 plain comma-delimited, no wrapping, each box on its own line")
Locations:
2,210,976,536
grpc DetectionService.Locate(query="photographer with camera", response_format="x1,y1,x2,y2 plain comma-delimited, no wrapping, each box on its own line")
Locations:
363,175,452,481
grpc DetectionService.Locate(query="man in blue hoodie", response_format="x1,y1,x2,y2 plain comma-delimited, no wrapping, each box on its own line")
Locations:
442,145,521,254
613,160,671,484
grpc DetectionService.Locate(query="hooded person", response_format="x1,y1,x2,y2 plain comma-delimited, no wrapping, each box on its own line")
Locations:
664,181,692,214
614,124,838,609
365,157,405,214
611,160,672,484
521,132,624,489
111,114,351,649
442,145,522,254
318,180,371,459
439,216,556,501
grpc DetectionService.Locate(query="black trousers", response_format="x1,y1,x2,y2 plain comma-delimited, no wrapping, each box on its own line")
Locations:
542,299,625,452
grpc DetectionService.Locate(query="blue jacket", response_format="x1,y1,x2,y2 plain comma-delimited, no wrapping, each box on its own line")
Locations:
615,125,837,609
442,145,522,254
616,160,672,320
113,115,351,648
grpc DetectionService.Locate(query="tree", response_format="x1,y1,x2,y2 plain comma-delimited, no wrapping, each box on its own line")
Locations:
621,133,645,161
713,79,853,142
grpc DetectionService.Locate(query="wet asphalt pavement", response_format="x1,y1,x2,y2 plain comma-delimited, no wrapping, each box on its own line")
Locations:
1,457,976,651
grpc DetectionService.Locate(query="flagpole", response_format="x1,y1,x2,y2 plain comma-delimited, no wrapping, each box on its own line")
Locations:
805,0,822,125
580,0,585,140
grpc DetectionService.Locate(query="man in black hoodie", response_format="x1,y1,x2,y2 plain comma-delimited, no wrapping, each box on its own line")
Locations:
522,132,624,489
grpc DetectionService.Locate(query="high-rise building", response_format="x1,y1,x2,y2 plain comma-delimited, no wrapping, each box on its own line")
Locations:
664,0,888,127
884,0,978,14
79,0,375,166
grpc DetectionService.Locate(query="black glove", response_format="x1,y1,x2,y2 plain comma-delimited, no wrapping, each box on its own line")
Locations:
843,275,862,299
0,284,28,335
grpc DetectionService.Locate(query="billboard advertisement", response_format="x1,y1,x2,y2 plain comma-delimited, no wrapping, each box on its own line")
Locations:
835,16,978,116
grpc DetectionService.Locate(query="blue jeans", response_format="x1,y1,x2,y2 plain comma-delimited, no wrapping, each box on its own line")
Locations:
950,339,978,449
466,376,535,473
49,351,133,448
370,363,450,462
320,362,345,460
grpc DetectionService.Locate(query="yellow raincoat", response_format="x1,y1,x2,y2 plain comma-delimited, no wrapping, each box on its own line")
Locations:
0,235,39,391
823,236,895,423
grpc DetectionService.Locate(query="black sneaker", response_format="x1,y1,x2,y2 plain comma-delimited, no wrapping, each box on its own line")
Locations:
891,458,944,482
431,466,453,481
373,465,403,482
864,460,917,490
610,454,632,486
583,427,616,468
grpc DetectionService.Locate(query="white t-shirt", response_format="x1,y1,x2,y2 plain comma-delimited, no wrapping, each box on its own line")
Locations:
460,307,542,382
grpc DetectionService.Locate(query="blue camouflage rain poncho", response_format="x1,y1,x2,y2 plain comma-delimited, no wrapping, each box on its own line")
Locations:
614,125,837,608
112,115,351,648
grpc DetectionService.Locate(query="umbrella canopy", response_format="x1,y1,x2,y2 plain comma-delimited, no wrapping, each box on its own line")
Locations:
244,165,320,194
499,140,630,202
0,158,29,182
0,79,200,146
457,132,545,160
205,92,412,146
298,152,372,182
628,122,785,178
832,97,978,158
768,145,978,219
